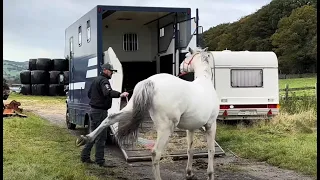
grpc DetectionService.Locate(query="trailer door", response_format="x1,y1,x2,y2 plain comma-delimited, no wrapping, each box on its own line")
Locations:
103,47,123,131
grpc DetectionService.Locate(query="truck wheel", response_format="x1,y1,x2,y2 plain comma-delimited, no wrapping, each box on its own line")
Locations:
66,110,76,130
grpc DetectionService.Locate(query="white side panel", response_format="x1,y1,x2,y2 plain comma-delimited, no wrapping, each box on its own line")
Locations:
104,47,123,131
215,68,279,105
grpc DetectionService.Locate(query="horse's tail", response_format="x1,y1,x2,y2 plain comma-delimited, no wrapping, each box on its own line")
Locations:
116,79,155,144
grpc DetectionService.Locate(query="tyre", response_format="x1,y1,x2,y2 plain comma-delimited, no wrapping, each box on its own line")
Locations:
31,70,49,84
66,110,76,130
20,70,31,84
52,59,68,71
31,84,48,96
20,84,32,95
49,71,64,84
36,58,53,71
29,59,37,70
63,71,69,84
48,84,64,96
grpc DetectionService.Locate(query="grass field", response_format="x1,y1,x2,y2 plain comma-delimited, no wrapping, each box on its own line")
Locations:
279,77,317,89
3,112,120,180
4,76,317,178
216,77,317,177
279,77,317,97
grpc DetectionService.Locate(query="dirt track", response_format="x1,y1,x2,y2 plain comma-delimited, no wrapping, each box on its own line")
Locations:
19,102,315,180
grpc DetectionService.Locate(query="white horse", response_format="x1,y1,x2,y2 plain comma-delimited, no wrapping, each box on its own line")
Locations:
76,47,220,180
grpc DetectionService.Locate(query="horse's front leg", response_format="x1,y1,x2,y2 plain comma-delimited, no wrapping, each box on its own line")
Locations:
186,130,196,180
205,120,217,180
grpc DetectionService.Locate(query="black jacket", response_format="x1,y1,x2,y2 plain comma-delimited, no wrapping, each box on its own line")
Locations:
88,73,121,110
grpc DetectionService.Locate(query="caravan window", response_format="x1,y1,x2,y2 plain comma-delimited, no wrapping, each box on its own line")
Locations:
231,69,263,87
78,26,82,46
123,33,138,51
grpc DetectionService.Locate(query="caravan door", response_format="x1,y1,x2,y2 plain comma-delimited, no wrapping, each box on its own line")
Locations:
103,47,123,132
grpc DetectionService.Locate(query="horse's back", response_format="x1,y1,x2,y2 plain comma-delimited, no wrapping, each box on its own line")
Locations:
145,73,219,129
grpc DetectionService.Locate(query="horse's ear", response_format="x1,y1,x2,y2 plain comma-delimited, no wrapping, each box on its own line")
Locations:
203,47,209,52
188,47,194,54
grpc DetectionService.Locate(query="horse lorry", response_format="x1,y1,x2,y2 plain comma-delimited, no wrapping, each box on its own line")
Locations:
64,5,225,162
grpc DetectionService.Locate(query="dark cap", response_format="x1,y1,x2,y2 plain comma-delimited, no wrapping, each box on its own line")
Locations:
101,63,117,72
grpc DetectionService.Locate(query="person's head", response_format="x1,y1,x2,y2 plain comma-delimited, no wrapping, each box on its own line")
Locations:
101,63,117,79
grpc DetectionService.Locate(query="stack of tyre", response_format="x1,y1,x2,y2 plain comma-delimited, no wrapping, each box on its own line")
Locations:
20,58,69,96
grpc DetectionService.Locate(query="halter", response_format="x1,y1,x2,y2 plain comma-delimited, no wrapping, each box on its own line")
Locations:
178,52,200,77
177,51,214,81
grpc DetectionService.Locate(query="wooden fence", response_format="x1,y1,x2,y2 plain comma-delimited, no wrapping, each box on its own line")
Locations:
280,83,317,100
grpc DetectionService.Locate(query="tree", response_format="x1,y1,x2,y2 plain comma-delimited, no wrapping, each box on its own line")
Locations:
271,5,317,74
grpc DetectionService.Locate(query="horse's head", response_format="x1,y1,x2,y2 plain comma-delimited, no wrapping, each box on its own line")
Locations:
180,47,211,73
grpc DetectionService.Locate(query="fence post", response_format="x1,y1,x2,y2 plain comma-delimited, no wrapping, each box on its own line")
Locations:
315,83,317,98
285,84,289,100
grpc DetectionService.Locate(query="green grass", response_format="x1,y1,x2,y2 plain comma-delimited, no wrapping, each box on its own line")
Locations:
3,113,118,180
217,121,316,177
217,96,317,177
9,93,66,104
279,77,317,97
279,77,317,89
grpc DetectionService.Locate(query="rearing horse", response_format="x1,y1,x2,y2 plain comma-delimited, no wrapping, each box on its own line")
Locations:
76,47,220,180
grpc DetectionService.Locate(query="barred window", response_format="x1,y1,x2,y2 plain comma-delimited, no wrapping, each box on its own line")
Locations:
123,33,138,51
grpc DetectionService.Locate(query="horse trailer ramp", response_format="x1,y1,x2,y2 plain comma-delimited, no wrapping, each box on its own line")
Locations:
110,119,225,162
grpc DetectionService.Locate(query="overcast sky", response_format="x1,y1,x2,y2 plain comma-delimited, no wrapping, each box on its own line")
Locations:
4,0,271,62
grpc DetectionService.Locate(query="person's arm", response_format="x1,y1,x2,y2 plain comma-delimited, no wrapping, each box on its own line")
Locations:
100,79,121,98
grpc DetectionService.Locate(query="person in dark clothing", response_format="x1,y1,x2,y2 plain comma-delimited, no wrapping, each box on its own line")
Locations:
3,78,10,113
81,63,129,167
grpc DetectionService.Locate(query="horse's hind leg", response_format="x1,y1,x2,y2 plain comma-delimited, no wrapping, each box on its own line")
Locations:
186,130,196,180
205,120,217,180
151,119,174,180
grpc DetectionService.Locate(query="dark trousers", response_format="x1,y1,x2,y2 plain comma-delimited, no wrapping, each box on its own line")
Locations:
81,108,108,165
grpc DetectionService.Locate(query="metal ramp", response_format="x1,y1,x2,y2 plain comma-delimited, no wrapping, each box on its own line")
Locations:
110,118,225,162
105,47,225,162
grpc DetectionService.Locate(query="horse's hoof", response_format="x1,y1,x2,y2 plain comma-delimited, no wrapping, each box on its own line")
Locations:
186,174,197,180
76,135,88,147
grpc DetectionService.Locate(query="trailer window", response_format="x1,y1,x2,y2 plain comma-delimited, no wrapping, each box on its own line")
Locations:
87,20,91,43
69,37,73,59
78,26,82,47
123,33,138,51
231,69,263,87
159,28,165,38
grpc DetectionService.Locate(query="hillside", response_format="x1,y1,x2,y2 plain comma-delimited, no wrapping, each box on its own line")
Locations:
202,0,317,74
3,60,28,84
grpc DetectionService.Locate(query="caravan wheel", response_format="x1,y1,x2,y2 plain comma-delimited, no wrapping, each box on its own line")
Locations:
66,110,76,130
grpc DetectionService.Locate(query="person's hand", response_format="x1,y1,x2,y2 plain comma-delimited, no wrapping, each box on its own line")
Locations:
120,92,129,97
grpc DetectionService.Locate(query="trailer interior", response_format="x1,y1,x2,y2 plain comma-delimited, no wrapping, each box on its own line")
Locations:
101,10,194,98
